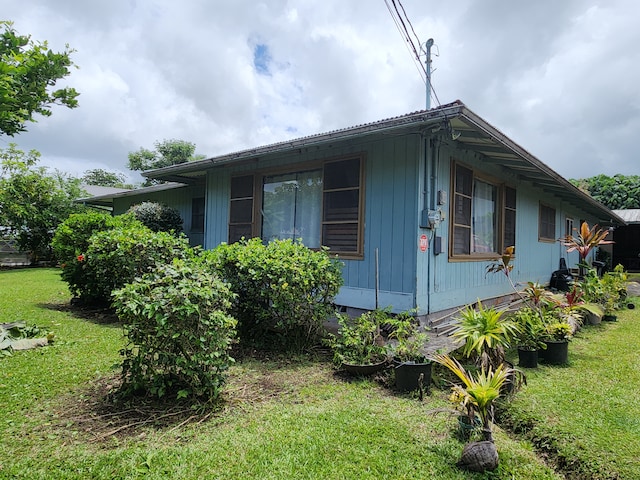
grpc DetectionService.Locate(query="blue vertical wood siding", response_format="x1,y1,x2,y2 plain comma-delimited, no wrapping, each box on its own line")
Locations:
114,130,608,317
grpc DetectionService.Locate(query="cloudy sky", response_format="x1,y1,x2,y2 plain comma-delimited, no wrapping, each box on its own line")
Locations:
2,0,639,184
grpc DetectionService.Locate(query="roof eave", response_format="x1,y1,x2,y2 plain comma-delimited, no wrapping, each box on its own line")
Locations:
143,101,466,180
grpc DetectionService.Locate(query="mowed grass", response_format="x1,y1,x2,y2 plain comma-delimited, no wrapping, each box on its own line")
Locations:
502,295,640,479
8,267,640,479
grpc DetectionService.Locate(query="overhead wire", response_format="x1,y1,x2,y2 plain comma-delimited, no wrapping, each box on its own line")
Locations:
383,0,425,83
384,0,442,108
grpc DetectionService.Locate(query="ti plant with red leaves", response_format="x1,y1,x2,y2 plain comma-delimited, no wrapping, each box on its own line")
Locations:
563,221,613,271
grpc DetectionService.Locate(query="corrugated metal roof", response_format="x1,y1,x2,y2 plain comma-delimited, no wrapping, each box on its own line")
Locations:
81,100,624,226
613,209,640,224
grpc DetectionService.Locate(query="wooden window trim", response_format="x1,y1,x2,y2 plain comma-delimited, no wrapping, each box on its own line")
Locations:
228,154,365,259
321,156,365,259
228,174,255,243
449,160,516,261
538,203,557,242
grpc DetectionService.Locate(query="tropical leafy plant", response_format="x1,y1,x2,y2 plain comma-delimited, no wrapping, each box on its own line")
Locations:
324,309,389,367
511,307,546,351
453,301,520,370
601,265,628,314
544,321,573,342
431,353,512,441
385,311,429,363
563,221,613,273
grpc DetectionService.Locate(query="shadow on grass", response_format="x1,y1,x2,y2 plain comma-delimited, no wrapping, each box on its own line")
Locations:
39,301,121,327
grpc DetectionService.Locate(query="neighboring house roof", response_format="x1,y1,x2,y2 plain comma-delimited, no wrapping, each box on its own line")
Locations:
142,100,624,226
80,184,130,197
77,182,186,208
613,209,640,224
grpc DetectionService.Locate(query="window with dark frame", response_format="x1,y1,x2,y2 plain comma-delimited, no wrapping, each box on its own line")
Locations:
503,187,517,249
451,162,516,257
539,203,556,241
191,197,205,233
228,156,364,257
565,217,574,240
229,175,254,243
322,158,361,253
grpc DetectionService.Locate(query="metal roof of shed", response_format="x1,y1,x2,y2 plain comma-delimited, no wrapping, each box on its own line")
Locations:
613,209,640,224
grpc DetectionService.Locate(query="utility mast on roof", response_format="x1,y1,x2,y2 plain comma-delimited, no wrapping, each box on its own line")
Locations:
425,38,434,110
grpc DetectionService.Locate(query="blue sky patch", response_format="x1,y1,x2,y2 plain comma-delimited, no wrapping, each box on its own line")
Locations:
253,43,271,75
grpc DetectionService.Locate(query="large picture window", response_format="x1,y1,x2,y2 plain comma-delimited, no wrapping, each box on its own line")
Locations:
262,169,322,247
451,162,516,258
229,155,364,257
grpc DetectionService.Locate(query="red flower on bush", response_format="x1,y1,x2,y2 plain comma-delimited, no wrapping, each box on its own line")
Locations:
77,254,85,262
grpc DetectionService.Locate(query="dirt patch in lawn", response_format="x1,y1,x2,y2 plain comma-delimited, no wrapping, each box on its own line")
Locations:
51,349,338,445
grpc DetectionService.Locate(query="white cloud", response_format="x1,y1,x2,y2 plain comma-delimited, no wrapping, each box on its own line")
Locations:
2,0,639,182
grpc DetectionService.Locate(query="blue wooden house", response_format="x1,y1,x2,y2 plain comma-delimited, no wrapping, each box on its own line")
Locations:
84,101,625,320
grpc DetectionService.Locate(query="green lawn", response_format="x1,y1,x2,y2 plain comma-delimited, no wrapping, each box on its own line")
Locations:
1,268,637,479
502,294,640,479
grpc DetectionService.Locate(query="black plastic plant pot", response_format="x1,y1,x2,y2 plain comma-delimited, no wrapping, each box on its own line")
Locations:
603,314,618,322
543,340,569,365
457,415,481,441
341,360,388,376
517,347,538,368
394,361,432,392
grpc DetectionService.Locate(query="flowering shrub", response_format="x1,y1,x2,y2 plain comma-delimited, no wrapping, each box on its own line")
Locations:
80,223,193,305
112,258,237,400
52,212,139,300
205,238,343,351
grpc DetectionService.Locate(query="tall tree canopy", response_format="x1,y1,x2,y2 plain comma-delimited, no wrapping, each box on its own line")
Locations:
81,168,129,188
0,21,79,136
128,139,205,186
0,143,85,262
570,174,640,210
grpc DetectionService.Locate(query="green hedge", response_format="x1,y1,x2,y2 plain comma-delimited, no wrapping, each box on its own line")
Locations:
113,258,237,400
206,238,343,351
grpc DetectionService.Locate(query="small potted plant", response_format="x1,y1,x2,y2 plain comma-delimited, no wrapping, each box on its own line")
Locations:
324,309,389,375
430,353,514,473
385,311,431,393
452,300,520,371
512,307,546,368
542,321,572,365
601,265,628,321
578,269,605,324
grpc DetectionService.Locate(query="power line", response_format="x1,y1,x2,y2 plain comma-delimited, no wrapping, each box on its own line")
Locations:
383,0,442,108
383,0,425,83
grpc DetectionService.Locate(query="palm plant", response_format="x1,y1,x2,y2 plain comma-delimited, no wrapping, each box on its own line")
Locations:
431,353,511,442
452,301,520,370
